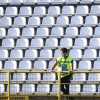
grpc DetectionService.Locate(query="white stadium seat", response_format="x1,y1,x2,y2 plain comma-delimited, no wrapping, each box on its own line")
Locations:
0,28,6,38
48,60,57,70
34,6,46,16
51,0,65,4
83,49,97,59
70,16,83,26
36,27,49,37
14,17,26,27
48,6,60,16
22,28,34,38
28,73,41,81
93,60,100,70
94,27,100,37
0,0,9,5
2,38,14,48
31,38,43,48
19,60,32,70
0,49,8,60
65,27,78,38
69,85,80,94
10,49,23,60
0,73,8,81
13,73,26,81
65,0,80,4
24,49,37,59
62,6,74,15
80,0,94,4
9,0,23,4
0,7,4,16
7,28,20,38
0,61,2,70
43,73,56,81
22,84,35,94
4,60,17,70
5,7,17,17
78,61,92,70
16,38,29,48
37,84,50,93
82,84,96,94
0,84,4,94
23,0,37,4
19,7,32,16
76,6,89,16
40,49,52,59
54,49,62,58
34,60,47,70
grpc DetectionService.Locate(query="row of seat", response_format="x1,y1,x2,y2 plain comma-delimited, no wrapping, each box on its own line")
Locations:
0,15,100,27
1,37,100,49
0,60,100,70
0,48,100,60
0,84,100,95
0,0,100,5
1,5,100,17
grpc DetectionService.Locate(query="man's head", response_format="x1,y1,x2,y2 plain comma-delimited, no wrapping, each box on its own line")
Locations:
61,48,69,57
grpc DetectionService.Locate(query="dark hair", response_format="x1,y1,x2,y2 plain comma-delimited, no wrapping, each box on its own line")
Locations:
61,48,68,53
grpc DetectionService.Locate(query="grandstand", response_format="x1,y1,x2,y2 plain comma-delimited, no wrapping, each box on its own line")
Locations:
1,0,100,100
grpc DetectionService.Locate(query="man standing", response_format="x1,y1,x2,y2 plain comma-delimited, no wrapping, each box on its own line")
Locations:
52,48,73,94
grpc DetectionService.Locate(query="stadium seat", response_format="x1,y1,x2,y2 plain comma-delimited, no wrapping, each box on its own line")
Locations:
93,60,100,70
94,27,100,37
0,73,8,81
0,28,6,38
54,49,62,58
0,49,8,60
0,7,4,16
0,84,5,94
9,0,23,4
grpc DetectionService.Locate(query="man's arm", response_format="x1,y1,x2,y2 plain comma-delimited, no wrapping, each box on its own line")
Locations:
52,60,57,70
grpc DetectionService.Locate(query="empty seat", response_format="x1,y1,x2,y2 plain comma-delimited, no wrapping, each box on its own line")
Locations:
51,85,59,94
19,7,32,16
65,0,80,4
94,27,100,37
82,84,96,94
69,49,82,59
88,73,100,82
60,38,73,48
70,16,83,26
34,6,46,16
97,85,100,93
31,38,43,48
56,15,69,26
62,6,74,15
19,60,32,70
48,6,60,16
5,7,17,17
23,0,37,4
51,0,65,4
16,38,29,48
7,28,20,38
2,38,14,48
37,0,51,4
28,73,41,81
0,28,6,38
13,73,26,81
78,61,92,70
93,60,100,70
0,61,2,70
34,60,47,70
9,0,23,4
45,38,58,48
79,27,93,37
65,27,78,38
28,16,40,26
4,60,17,70
76,6,89,15
83,49,97,59
36,27,49,37
43,73,56,81
51,27,63,37
0,49,8,60
0,7,4,16
48,60,57,70
80,0,94,4
42,16,55,26
14,17,26,27
22,84,35,94
40,49,52,59
69,85,80,94
72,73,86,82
90,5,100,15
89,38,100,48
10,49,23,60
74,38,87,49
0,17,12,27
94,0,100,3
24,49,37,59
0,73,8,81
0,84,4,94
0,0,9,5
22,28,34,38
54,49,62,58
85,16,98,26
8,84,20,94
37,84,50,93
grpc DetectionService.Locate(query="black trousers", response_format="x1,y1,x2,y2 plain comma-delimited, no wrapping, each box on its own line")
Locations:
60,74,72,94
